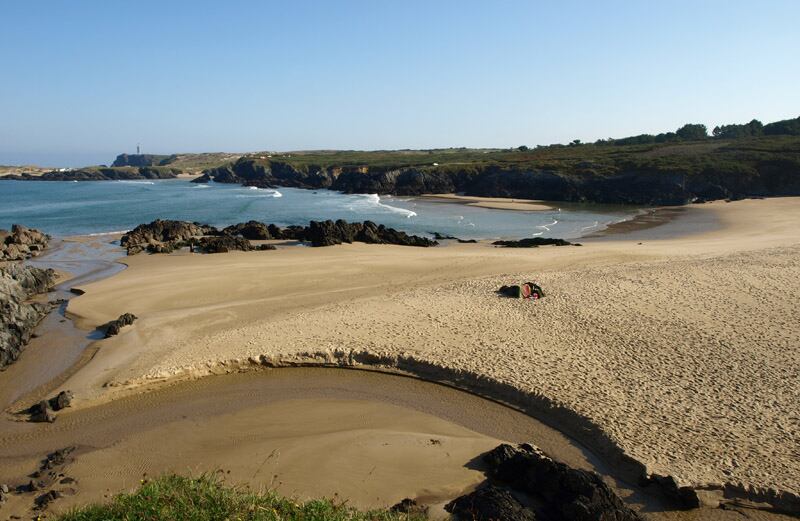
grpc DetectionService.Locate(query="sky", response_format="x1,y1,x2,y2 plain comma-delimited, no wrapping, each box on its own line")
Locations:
1,0,798,167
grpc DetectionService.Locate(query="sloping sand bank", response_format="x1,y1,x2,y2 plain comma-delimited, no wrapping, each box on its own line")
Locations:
58,197,800,513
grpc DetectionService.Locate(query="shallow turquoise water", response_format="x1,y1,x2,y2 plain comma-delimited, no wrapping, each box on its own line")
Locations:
0,179,639,239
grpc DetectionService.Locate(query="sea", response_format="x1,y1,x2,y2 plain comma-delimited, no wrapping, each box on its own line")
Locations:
0,179,640,239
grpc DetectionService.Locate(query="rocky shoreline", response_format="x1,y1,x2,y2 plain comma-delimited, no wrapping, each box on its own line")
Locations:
120,218,438,255
0,262,55,370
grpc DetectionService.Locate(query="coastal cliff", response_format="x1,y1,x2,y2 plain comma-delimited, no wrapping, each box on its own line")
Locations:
1,166,181,181
193,136,800,206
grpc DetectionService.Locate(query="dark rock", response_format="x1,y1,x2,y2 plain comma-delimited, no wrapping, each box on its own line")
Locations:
390,498,428,515
457,238,478,243
34,489,63,508
258,244,277,251
305,219,437,247
121,219,217,255
446,485,537,521
102,313,137,338
492,237,573,248
0,224,50,261
431,231,458,240
481,443,644,521
223,220,273,240
197,236,253,253
1,264,56,369
49,390,73,411
42,447,76,469
643,474,701,509
29,401,56,423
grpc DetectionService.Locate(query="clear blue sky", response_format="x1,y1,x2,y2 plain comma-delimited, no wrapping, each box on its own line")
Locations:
1,0,798,166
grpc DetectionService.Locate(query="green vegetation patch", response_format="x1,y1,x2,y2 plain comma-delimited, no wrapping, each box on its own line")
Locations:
57,474,425,521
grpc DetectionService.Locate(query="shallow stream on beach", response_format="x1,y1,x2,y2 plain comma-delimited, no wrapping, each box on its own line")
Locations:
0,179,639,239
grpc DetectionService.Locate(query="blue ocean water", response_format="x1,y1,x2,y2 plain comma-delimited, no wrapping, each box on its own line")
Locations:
0,179,639,239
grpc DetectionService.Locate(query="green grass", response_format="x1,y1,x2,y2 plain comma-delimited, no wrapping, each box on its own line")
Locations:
56,474,426,521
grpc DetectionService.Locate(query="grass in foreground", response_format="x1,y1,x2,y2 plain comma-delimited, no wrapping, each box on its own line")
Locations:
57,474,426,521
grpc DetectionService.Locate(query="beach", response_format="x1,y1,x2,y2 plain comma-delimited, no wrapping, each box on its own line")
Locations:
419,193,554,211
51,197,800,508
1,197,798,519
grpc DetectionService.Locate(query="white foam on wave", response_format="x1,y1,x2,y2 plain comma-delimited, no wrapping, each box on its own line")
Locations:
193,184,210,188
236,187,282,198
87,230,131,236
536,219,559,232
354,193,417,218
580,220,599,231
116,180,155,185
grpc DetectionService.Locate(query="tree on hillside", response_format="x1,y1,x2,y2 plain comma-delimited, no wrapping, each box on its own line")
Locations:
676,123,708,140
517,145,529,151
763,116,800,136
713,119,763,139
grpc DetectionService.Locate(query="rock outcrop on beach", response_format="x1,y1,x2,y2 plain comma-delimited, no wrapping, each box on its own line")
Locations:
1,166,181,181
120,220,217,255
0,264,56,370
304,220,437,247
28,391,73,423
102,313,137,338
121,219,437,255
446,443,643,521
492,237,576,248
0,224,50,261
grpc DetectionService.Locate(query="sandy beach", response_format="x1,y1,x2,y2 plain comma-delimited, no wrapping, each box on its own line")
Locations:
46,197,799,511
419,193,553,211
1,197,798,518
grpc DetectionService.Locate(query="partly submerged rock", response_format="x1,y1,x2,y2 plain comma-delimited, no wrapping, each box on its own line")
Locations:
492,237,574,248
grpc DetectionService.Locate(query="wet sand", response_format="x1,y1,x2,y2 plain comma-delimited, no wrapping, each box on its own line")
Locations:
0,368,593,518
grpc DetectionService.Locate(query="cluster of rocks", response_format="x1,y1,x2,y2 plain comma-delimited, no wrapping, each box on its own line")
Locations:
3,446,79,513
120,219,437,255
0,263,56,370
0,224,49,261
304,219,437,247
445,443,643,521
120,219,217,255
430,231,477,243
492,237,577,248
28,390,73,423
102,313,137,338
